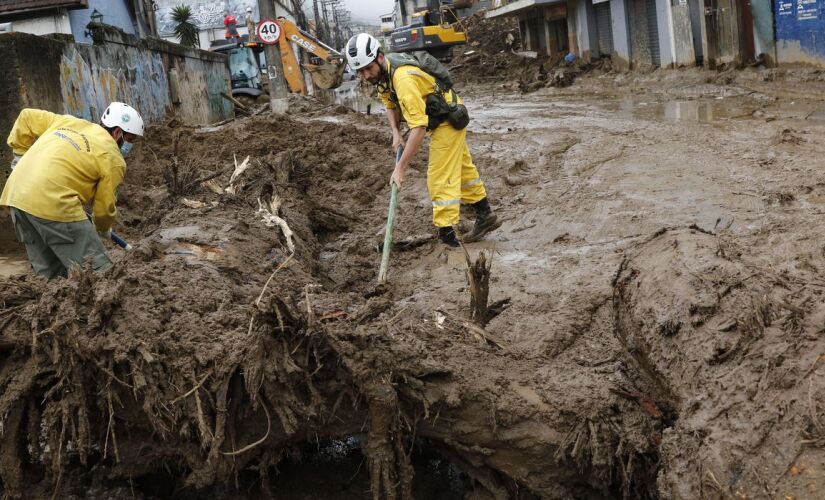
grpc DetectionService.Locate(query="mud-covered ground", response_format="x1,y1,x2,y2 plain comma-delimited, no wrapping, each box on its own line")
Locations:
4,66,825,498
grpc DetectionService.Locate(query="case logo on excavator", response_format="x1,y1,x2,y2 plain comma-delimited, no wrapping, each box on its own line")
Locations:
290,34,317,52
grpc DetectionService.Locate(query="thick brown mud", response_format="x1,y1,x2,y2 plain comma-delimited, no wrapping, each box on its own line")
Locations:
4,66,825,498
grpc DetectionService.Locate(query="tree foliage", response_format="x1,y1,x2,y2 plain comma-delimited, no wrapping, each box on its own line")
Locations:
171,5,199,48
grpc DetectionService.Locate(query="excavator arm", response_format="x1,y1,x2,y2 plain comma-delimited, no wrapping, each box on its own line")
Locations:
277,18,346,95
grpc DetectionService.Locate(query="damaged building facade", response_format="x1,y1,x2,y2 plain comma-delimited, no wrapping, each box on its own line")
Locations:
488,0,825,69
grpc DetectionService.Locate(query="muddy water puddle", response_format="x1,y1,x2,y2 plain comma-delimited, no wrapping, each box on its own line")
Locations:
0,253,28,277
607,97,825,124
607,99,752,123
333,81,385,114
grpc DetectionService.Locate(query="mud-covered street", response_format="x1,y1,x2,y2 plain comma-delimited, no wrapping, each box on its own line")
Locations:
4,65,825,499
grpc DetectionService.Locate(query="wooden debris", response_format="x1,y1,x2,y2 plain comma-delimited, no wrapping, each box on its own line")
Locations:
180,198,207,209
257,184,295,254
463,247,492,325
225,155,251,195
202,179,224,195
436,308,505,349
220,92,250,114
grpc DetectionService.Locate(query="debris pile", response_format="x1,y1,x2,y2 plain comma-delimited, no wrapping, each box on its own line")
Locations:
452,10,612,91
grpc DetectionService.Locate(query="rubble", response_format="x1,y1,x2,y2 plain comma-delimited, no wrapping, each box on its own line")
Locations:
451,10,610,92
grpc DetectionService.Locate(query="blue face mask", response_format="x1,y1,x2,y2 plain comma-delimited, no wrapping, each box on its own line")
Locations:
120,141,133,157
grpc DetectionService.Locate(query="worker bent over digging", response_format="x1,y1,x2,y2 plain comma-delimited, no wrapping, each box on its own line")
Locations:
346,33,501,247
1,103,143,279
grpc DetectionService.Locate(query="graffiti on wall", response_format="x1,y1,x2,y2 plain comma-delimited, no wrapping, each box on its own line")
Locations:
60,48,170,124
153,0,259,35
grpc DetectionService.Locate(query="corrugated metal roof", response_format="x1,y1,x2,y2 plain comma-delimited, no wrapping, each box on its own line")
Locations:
0,0,87,16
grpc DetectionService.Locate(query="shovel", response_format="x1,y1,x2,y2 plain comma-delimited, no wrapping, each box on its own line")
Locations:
377,146,403,284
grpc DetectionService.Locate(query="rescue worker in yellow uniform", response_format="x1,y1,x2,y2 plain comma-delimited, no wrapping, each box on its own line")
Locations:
345,33,500,247
1,102,144,279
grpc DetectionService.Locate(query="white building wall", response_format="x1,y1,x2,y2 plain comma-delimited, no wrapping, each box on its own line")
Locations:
6,10,72,36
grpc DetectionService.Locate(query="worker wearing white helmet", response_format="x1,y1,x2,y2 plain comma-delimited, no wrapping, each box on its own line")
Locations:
346,33,499,247
0,102,144,279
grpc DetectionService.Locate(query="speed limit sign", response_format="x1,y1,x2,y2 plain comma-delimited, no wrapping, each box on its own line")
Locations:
257,19,281,45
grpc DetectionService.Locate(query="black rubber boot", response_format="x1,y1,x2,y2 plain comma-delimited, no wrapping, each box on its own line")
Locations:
438,226,460,247
467,198,501,242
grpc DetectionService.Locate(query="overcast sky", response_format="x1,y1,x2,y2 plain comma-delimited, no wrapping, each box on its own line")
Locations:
343,0,395,23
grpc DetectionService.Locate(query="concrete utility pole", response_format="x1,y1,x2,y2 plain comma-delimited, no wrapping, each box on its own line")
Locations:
320,1,330,45
312,0,323,40
258,0,290,114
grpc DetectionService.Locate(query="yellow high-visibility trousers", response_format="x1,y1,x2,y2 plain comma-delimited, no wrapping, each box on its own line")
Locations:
427,124,486,227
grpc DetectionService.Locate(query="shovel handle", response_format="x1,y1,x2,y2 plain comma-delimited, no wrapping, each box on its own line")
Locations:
377,147,404,283
109,231,132,250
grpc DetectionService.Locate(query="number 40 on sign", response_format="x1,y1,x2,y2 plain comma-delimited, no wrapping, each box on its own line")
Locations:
257,19,281,45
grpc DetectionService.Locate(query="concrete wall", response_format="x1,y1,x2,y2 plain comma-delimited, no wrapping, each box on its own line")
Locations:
627,0,656,66
571,0,599,60
669,1,696,66
584,0,601,59
566,3,579,55
0,25,232,177
751,0,775,64
774,0,825,66
655,0,674,66
610,0,631,69
687,0,706,64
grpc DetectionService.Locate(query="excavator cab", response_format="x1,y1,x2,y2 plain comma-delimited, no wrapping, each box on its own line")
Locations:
211,35,264,105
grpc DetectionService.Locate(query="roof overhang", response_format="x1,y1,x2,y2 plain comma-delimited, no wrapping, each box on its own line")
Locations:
486,0,564,18
0,0,87,17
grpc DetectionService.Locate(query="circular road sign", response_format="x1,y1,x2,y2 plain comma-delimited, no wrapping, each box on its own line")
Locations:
257,19,281,45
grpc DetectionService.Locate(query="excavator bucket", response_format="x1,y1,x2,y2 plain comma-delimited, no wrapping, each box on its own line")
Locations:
303,62,345,90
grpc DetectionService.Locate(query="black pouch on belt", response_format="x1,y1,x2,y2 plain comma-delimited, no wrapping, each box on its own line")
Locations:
425,93,450,130
425,89,470,130
446,97,470,130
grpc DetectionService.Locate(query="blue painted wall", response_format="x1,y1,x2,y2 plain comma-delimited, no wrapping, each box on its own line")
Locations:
69,0,136,44
775,0,825,65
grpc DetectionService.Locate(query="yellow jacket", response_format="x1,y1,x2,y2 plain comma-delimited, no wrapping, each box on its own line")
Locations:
1,109,126,232
378,59,462,130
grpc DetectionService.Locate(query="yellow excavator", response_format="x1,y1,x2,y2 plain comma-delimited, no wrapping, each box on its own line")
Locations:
390,0,467,59
276,17,345,95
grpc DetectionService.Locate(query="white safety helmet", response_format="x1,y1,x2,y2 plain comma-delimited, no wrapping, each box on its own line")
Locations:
345,33,381,70
100,102,144,136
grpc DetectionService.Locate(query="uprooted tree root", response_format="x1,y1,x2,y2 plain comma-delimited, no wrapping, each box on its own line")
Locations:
0,220,657,498
0,267,402,498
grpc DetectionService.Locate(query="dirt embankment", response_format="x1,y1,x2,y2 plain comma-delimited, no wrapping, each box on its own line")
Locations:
2,91,825,499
